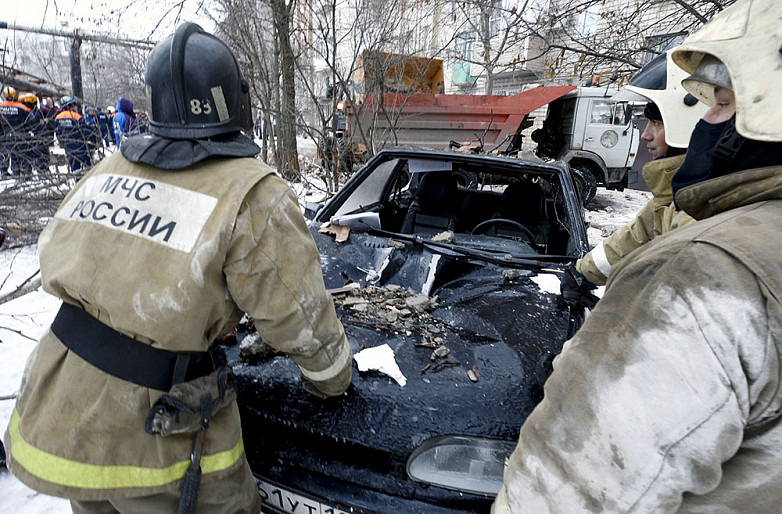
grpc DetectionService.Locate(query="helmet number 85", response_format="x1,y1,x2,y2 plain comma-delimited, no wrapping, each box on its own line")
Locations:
190,99,212,116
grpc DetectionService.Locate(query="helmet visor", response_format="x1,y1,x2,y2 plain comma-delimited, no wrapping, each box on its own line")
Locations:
681,55,733,107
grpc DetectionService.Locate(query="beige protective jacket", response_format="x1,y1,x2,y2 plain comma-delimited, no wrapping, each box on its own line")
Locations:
577,154,692,285
4,151,352,500
493,165,782,513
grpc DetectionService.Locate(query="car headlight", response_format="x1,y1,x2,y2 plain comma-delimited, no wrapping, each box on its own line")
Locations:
406,435,516,496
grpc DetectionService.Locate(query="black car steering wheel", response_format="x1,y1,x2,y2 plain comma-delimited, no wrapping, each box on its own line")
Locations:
471,218,536,244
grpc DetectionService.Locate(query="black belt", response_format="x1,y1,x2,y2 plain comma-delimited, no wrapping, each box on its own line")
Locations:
51,302,225,391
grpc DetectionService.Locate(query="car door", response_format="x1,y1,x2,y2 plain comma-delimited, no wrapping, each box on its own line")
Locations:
581,99,636,169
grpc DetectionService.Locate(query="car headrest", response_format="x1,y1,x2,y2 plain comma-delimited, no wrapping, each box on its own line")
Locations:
500,181,543,220
418,172,458,211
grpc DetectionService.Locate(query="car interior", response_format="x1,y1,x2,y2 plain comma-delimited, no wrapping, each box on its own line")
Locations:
329,156,580,256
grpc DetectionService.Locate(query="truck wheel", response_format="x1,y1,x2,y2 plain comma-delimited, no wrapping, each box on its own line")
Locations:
571,165,598,205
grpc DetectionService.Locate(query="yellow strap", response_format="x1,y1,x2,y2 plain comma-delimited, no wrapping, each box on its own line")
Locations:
8,409,244,489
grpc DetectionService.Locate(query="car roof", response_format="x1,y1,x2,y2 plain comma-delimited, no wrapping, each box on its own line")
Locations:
370,147,569,175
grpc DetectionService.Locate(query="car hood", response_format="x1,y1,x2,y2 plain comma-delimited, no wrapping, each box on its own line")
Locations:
232,229,575,458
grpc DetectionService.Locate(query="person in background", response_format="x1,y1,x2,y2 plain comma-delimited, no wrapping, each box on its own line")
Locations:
18,93,47,176
568,50,707,297
4,22,352,514
136,110,150,134
39,97,60,155
112,96,139,145
95,106,113,147
0,86,32,178
55,96,96,173
83,106,102,157
105,105,116,145
493,0,782,511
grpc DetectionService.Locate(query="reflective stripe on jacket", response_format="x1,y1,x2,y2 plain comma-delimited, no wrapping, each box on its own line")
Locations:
577,154,692,285
0,101,33,141
6,408,243,490
4,151,351,499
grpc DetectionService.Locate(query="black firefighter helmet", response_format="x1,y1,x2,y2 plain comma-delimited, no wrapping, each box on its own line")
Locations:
145,23,252,139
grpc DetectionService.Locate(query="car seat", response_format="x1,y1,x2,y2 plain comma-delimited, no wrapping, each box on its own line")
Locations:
494,181,550,246
400,172,459,235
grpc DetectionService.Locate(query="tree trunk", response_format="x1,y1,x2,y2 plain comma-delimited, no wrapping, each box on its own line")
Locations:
69,37,83,101
270,0,301,181
270,34,282,168
480,9,493,95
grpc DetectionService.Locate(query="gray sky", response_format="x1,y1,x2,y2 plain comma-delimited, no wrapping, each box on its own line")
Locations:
2,0,216,39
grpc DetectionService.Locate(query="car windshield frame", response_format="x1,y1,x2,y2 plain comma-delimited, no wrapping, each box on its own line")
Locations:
315,149,589,260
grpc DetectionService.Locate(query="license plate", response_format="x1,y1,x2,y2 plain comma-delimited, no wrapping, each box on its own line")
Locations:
258,477,354,514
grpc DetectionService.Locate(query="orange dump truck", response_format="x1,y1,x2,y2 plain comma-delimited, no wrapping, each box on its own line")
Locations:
322,51,638,202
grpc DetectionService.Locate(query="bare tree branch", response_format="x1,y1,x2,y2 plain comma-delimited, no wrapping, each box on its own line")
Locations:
671,0,709,23
0,273,42,306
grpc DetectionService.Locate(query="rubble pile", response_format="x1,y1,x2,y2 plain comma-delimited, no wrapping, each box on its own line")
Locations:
239,284,478,379
332,284,464,375
331,283,441,340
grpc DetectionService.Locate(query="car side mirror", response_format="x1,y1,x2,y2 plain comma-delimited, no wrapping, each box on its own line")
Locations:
304,202,324,220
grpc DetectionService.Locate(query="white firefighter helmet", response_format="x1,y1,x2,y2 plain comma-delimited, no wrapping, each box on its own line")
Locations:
614,49,709,149
672,0,781,142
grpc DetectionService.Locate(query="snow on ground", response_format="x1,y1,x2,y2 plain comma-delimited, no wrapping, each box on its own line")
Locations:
0,179,649,512
0,246,69,512
584,188,651,246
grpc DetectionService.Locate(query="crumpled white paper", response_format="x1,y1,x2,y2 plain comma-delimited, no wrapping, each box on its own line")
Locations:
353,344,407,387
531,272,562,295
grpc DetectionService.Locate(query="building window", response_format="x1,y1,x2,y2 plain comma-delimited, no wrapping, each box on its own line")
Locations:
453,32,477,85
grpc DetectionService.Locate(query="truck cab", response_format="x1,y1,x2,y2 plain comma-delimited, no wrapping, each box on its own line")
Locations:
533,87,639,203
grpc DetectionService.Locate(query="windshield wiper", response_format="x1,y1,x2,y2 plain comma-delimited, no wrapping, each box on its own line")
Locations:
366,228,573,269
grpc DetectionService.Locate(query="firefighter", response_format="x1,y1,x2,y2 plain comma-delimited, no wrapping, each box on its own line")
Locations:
567,49,708,294
494,0,782,511
18,93,49,174
54,97,96,173
0,86,33,177
4,22,352,514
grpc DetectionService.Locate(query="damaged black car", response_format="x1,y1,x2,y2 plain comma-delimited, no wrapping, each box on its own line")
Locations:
228,149,590,513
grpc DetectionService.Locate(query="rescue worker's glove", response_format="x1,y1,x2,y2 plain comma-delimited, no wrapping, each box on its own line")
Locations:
301,358,353,399
560,263,599,310
535,352,557,389
145,366,237,437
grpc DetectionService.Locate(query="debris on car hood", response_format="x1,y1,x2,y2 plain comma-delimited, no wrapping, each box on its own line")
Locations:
318,222,350,243
430,230,455,244
331,282,438,325
230,227,580,486
354,344,407,386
